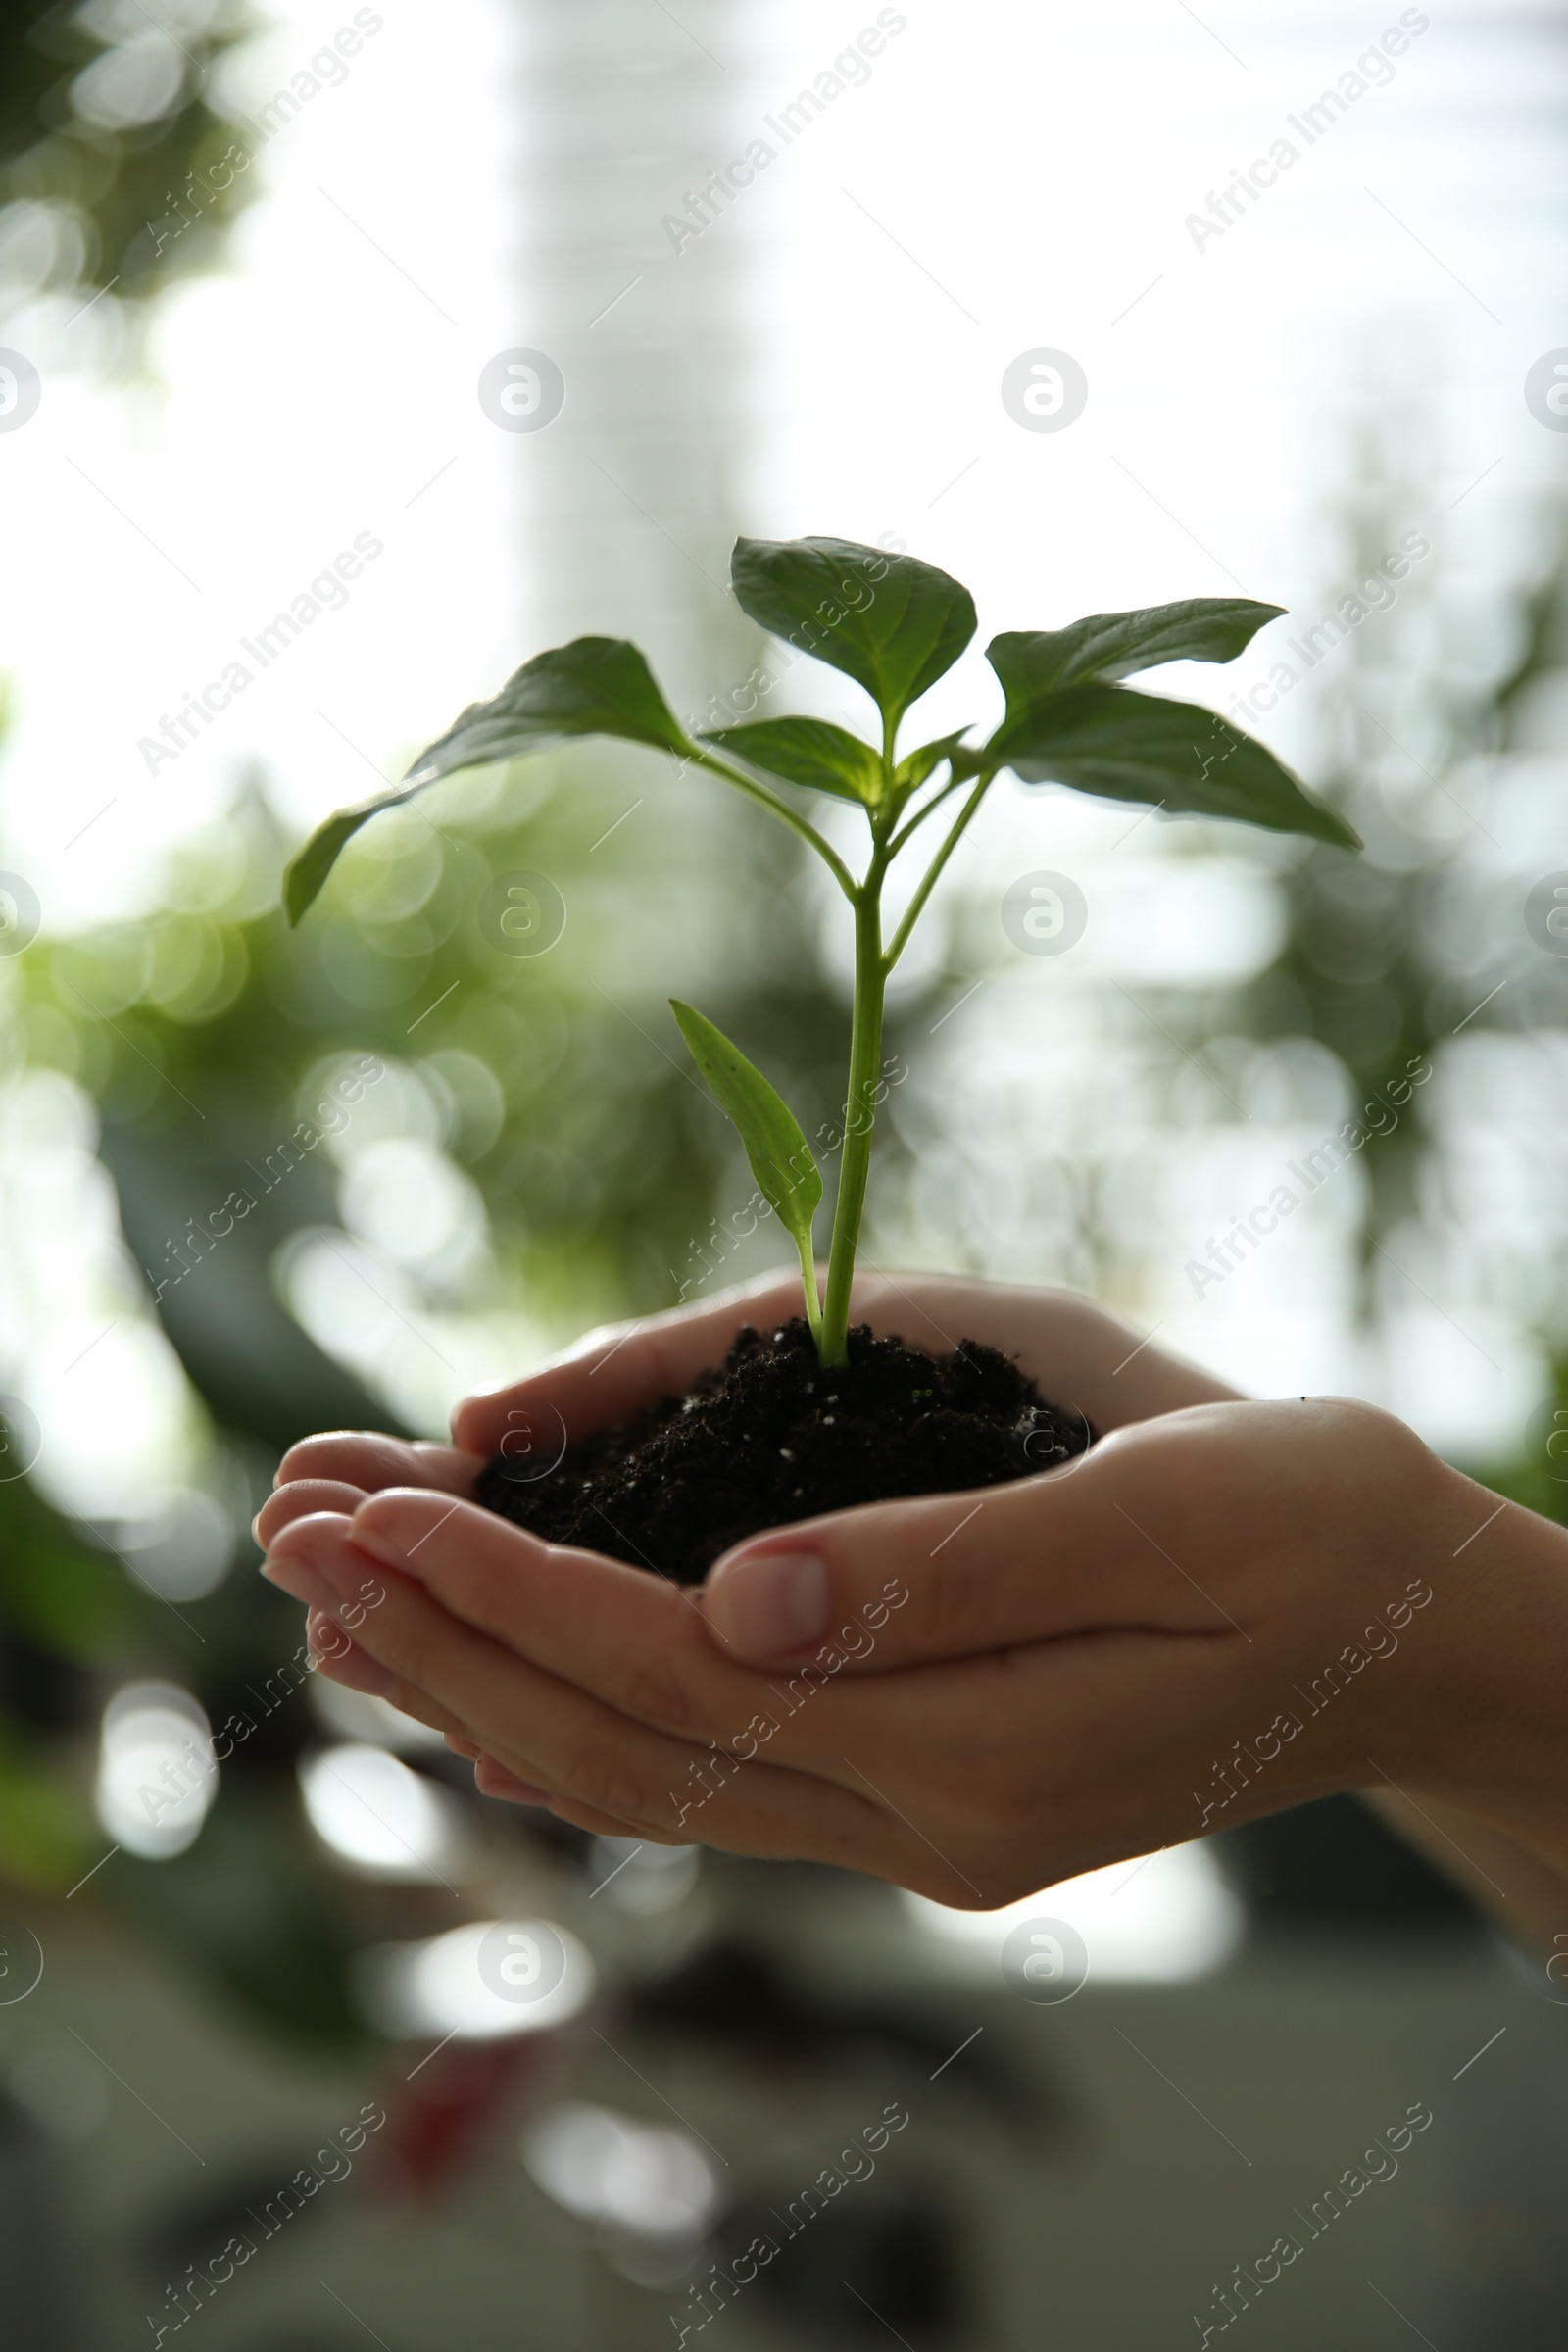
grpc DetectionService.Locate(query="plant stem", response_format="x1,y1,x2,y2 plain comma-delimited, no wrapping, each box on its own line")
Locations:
815,761,999,1360
794,1228,824,1349
884,768,997,970
686,749,858,902
817,861,890,1369
886,768,973,858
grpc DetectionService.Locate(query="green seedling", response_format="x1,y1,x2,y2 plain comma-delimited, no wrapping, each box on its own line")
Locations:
286,534,1359,1368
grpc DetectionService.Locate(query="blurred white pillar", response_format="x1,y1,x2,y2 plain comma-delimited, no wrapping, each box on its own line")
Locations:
507,0,770,708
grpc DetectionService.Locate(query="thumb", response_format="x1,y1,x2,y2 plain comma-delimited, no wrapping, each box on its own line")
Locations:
698,1446,1182,1670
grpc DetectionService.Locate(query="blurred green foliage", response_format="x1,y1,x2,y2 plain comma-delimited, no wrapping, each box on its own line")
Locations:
0,718,909,2040
1143,415,1568,1345
113,1789,371,2046
1236,478,1568,1266
5,389,1566,2041
1474,1353,1568,1524
0,0,266,306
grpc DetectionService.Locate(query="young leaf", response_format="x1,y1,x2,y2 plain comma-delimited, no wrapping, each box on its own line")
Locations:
669,1000,822,1333
731,536,976,728
284,637,689,924
989,681,1361,849
699,717,885,807
283,802,394,929
892,728,981,794
406,637,691,783
988,599,1285,710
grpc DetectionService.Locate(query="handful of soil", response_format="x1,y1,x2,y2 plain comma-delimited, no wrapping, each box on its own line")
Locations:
475,1317,1093,1585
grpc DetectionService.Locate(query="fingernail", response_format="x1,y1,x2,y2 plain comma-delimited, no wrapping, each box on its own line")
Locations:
262,1556,337,1610
705,1550,830,1659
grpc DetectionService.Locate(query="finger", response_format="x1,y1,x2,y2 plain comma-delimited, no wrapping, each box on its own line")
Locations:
275,1510,787,1834
345,1489,1117,1827
296,1540,658,1811
262,1549,342,1613
344,1489,813,1754
275,1511,886,1862
699,1417,1250,1668
265,1520,391,1623
472,1754,553,1806
255,1479,367,1549
275,1433,479,1496
305,1605,486,1747
306,1608,399,1699
302,1487,1259,1901
546,1793,700,1845
310,1525,1060,1901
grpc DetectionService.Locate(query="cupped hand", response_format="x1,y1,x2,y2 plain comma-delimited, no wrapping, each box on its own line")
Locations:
257,1269,1235,1786
439,1265,1243,1460
262,1302,1566,1897
262,1267,1240,1552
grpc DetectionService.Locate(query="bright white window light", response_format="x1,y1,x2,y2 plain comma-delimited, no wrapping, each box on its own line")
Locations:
589,1837,701,1915
309,1673,448,1754
522,2102,718,2242
338,1136,487,1278
116,1487,234,1602
357,1919,596,2041
903,1844,1244,1984
95,1682,215,1859
298,1743,466,1880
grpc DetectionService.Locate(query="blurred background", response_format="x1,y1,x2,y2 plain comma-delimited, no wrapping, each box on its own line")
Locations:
0,0,1566,2342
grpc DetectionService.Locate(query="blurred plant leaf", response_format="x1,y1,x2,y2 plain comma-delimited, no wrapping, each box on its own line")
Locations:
114,1792,369,2047
285,638,690,922
0,1475,141,1662
670,1001,820,1310
0,1725,94,1889
5,1544,138,1661
403,637,691,781
989,681,1361,848
893,729,981,794
0,5,265,303
987,599,1285,709
699,717,886,806
731,536,976,726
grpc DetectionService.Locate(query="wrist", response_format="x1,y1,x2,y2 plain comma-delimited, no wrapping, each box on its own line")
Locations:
1408,1460,1568,1875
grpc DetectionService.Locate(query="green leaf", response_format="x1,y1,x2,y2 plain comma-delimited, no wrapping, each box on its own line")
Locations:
283,803,386,928
989,682,1361,850
670,1001,821,1294
284,636,689,924
988,599,1285,710
731,536,976,727
892,728,978,795
405,636,690,782
699,717,886,806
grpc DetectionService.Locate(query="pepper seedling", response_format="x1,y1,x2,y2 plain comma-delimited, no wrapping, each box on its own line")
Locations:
285,534,1359,1368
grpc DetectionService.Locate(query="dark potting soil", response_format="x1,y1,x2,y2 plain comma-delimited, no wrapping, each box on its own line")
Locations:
475,1317,1094,1585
